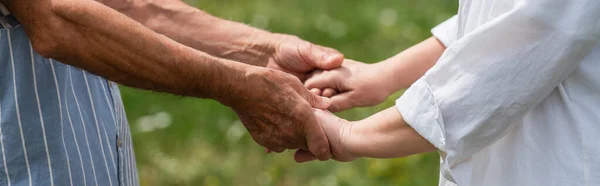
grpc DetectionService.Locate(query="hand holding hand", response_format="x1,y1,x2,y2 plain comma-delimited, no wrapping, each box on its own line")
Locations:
294,109,359,163
251,35,343,155
304,59,395,112
228,34,345,158
224,66,333,160
294,106,438,163
266,35,344,81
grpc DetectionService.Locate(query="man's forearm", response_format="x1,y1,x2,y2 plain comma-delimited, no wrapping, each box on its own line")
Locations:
374,37,446,91
100,0,279,67
345,107,436,158
8,0,250,104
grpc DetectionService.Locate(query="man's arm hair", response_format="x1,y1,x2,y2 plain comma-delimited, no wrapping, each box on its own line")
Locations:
97,0,282,67
4,0,251,103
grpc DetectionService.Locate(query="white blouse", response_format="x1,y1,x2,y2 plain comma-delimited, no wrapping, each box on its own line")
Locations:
396,0,600,185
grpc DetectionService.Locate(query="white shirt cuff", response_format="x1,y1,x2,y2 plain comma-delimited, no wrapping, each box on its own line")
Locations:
395,78,446,152
431,15,458,48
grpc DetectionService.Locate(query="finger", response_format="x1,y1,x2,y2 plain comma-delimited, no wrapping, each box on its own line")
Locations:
327,92,355,112
248,127,296,152
287,75,331,110
278,136,301,150
321,88,337,98
310,94,332,110
310,88,322,96
271,147,286,153
305,69,324,81
265,142,297,152
264,131,300,150
294,149,318,163
266,61,307,79
304,71,338,90
304,112,332,161
298,86,332,109
304,44,344,70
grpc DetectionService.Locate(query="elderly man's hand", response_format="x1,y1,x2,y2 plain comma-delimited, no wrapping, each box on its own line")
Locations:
222,65,334,160
266,34,344,81
245,34,343,155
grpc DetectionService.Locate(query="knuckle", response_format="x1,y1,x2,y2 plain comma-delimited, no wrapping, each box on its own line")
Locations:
261,68,279,78
289,75,303,84
297,43,314,58
292,104,312,118
347,92,360,105
286,77,304,91
257,68,283,80
281,34,301,41
301,93,316,105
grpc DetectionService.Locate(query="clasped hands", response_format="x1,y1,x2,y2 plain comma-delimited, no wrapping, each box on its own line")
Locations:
230,34,393,163
294,59,393,163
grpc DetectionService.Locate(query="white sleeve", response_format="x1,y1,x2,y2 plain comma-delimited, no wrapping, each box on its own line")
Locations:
431,15,458,47
396,0,600,168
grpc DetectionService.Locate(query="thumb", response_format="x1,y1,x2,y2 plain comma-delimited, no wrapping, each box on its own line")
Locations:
294,109,339,163
294,149,317,163
304,108,332,161
305,45,344,70
309,93,332,110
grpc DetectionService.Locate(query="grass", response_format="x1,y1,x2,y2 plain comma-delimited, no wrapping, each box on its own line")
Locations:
122,0,458,185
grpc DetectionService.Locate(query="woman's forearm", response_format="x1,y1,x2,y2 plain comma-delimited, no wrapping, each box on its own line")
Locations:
345,107,436,158
375,37,446,91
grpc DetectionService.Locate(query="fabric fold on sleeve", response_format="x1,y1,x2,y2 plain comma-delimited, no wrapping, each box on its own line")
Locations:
431,15,457,48
396,78,446,151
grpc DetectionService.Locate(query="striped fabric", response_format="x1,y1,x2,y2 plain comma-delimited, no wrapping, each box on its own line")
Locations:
0,4,139,186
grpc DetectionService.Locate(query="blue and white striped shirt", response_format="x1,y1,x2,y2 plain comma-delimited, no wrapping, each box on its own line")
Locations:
0,4,139,186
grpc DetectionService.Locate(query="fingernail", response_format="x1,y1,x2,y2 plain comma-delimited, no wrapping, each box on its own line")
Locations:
321,97,332,105
325,55,337,62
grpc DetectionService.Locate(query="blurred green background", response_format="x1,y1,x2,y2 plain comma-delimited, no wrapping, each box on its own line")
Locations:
121,0,457,185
